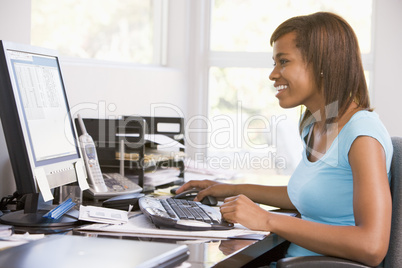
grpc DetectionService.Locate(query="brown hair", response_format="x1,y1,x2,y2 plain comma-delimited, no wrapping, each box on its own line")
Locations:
270,12,371,134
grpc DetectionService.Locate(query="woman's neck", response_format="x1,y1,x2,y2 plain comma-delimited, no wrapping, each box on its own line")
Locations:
309,101,361,133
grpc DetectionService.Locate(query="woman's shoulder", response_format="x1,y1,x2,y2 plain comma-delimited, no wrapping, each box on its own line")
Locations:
349,109,378,120
342,110,392,155
345,110,384,133
342,110,393,173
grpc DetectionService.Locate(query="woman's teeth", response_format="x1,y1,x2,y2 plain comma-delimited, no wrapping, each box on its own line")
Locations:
275,85,288,91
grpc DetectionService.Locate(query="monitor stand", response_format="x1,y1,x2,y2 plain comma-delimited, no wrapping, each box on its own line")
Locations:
0,193,80,233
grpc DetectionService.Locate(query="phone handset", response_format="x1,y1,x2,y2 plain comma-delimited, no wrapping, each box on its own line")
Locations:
77,114,108,193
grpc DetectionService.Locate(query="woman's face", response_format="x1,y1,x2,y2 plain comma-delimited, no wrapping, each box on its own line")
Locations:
269,32,322,110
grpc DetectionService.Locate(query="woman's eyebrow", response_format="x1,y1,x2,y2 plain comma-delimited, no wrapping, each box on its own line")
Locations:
273,52,289,60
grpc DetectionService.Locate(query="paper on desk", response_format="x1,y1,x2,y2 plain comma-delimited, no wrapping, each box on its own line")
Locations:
144,134,184,149
79,205,129,224
34,168,53,201
75,159,89,190
144,168,181,187
78,213,269,240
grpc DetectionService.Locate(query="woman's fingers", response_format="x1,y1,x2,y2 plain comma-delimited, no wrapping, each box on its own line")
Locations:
175,180,212,194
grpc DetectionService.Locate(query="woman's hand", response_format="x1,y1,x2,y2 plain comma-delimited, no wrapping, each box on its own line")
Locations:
175,180,235,201
220,194,271,231
175,179,219,193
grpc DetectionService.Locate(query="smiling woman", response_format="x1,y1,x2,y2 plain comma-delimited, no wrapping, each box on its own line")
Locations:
180,11,393,267
207,0,374,176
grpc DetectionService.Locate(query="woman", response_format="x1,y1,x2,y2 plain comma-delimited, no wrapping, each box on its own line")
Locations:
177,12,393,267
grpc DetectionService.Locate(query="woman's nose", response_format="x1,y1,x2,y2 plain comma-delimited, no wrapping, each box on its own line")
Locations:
269,67,279,81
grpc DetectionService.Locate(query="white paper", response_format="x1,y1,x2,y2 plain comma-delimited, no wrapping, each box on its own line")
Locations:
144,134,185,149
144,169,181,187
34,168,53,201
79,213,269,240
75,159,89,190
79,205,128,225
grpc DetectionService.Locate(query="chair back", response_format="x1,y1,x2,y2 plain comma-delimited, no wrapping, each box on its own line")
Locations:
384,137,402,267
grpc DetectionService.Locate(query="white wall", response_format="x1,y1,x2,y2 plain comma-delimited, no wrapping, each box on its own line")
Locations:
0,0,31,44
61,61,187,119
372,0,402,137
0,0,32,198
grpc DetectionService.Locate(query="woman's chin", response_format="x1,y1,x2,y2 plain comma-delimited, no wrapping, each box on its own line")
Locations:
277,100,297,109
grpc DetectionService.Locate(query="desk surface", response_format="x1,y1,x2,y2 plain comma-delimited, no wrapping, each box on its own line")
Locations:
79,172,290,267
72,229,287,267
2,171,290,267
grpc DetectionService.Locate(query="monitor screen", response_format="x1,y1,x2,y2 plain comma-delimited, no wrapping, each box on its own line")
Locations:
0,40,81,197
10,50,78,166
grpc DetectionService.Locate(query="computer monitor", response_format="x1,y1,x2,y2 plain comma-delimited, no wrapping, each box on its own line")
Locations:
0,40,83,229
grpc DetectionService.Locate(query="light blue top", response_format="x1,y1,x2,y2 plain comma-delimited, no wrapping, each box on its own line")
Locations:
286,110,393,257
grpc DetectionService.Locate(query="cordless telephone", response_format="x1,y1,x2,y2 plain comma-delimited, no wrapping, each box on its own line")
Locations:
78,114,108,193
77,114,142,198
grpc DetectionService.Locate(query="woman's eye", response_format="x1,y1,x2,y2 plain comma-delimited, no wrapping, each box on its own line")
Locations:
273,59,288,67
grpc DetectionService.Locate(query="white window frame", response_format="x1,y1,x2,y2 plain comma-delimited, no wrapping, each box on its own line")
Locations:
153,0,169,66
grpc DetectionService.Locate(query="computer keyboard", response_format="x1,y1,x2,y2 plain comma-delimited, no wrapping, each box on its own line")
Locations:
139,196,234,231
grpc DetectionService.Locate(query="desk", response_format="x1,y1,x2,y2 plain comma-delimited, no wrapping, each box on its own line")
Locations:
72,172,291,267
72,229,288,267
2,171,291,267
2,213,289,267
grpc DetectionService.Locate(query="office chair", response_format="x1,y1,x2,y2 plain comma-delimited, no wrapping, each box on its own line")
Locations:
276,136,402,268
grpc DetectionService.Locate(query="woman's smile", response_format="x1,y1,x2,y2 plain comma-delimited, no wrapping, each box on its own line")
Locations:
274,84,288,97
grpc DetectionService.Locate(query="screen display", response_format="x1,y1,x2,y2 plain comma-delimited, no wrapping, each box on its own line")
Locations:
84,144,96,160
8,50,79,166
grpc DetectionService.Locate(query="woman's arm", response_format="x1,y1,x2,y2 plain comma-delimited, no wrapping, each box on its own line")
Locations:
176,180,295,209
220,136,392,267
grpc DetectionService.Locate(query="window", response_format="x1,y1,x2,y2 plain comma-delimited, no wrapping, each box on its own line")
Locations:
207,0,374,175
31,0,167,65
211,0,373,53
